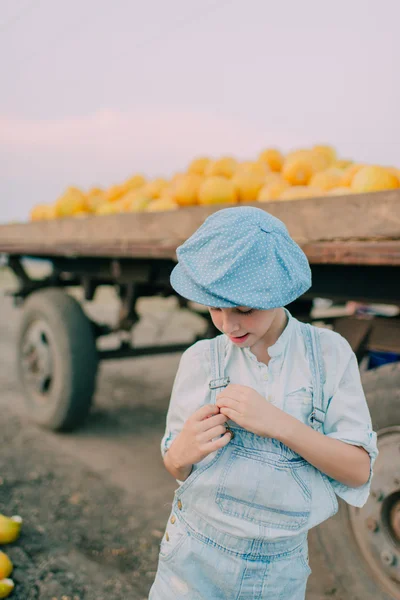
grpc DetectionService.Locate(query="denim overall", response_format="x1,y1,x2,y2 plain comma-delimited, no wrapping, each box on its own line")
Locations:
149,324,338,600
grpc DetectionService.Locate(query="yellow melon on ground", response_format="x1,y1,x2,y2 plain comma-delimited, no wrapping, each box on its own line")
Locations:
198,176,238,205
232,171,266,202
340,164,365,187
146,198,179,211
257,180,290,202
351,166,399,193
0,579,14,598
309,167,343,192
0,515,22,545
55,187,88,217
279,186,321,201
124,174,146,190
205,157,238,178
0,553,12,580
141,178,169,199
188,157,211,176
172,174,203,206
258,149,284,172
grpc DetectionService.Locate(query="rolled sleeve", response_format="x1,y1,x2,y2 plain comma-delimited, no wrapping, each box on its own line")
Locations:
161,340,210,462
323,338,378,507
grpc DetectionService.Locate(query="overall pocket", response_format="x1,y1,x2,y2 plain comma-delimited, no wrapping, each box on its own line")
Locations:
159,514,190,563
215,447,312,531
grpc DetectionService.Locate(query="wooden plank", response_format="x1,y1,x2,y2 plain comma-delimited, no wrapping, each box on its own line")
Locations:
0,190,399,261
301,241,400,266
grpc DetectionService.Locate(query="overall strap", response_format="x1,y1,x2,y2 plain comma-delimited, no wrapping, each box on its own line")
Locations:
299,322,327,432
208,334,230,404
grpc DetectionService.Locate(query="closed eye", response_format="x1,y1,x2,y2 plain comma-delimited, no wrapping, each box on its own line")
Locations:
210,308,255,315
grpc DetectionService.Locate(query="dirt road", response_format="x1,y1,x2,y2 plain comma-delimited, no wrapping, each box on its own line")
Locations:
0,272,337,599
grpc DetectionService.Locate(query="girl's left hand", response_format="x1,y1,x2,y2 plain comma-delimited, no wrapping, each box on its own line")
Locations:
216,384,292,439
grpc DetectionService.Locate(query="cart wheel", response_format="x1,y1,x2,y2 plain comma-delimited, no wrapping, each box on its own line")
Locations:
16,288,98,431
309,361,400,599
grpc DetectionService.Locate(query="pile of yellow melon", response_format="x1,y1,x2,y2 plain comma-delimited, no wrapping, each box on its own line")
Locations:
29,145,400,221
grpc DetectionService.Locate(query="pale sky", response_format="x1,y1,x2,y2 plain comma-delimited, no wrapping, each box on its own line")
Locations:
1,0,399,223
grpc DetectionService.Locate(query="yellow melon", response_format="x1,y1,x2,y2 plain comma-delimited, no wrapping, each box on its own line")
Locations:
263,172,286,186
128,196,152,212
105,184,125,203
96,202,120,215
258,148,284,172
125,174,146,190
351,166,399,193
257,180,290,202
205,157,238,178
55,187,88,217
312,145,337,166
0,552,12,580
282,151,319,186
235,161,270,178
172,174,202,206
72,210,90,218
87,187,103,196
387,167,400,184
231,171,266,202
141,178,169,199
309,167,343,192
328,187,354,196
188,157,211,176
279,186,321,201
340,164,365,187
333,159,353,170
198,176,238,205
146,198,179,211
0,578,14,598
30,204,56,221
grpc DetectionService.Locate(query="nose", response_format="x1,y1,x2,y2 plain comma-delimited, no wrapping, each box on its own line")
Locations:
221,312,240,335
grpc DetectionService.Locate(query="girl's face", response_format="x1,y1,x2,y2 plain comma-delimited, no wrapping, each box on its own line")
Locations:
207,306,280,347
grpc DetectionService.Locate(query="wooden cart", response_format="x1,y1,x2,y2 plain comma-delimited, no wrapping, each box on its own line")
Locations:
0,190,399,599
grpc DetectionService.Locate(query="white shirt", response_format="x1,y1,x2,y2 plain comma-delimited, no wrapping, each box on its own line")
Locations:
161,309,378,507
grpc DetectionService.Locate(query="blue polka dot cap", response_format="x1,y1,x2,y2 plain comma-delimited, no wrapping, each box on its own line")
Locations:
170,206,311,309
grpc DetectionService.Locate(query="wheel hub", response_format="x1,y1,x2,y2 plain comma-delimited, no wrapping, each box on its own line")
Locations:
348,426,400,598
21,320,53,399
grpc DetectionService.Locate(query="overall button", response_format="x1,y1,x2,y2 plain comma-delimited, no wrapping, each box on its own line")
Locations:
177,500,183,510
170,515,176,524
262,373,269,381
165,532,170,541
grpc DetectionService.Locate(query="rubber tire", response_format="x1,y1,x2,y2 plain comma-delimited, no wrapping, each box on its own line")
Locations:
309,361,400,600
17,288,98,431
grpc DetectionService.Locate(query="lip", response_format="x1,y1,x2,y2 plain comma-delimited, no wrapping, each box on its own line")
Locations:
229,333,249,343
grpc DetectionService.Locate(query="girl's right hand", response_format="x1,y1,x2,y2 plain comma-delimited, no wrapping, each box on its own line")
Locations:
169,404,233,470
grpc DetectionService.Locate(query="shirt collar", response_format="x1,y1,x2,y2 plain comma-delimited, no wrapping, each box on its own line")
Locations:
242,307,294,362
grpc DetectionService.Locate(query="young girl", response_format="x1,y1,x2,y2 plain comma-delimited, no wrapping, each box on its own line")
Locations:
149,206,378,600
